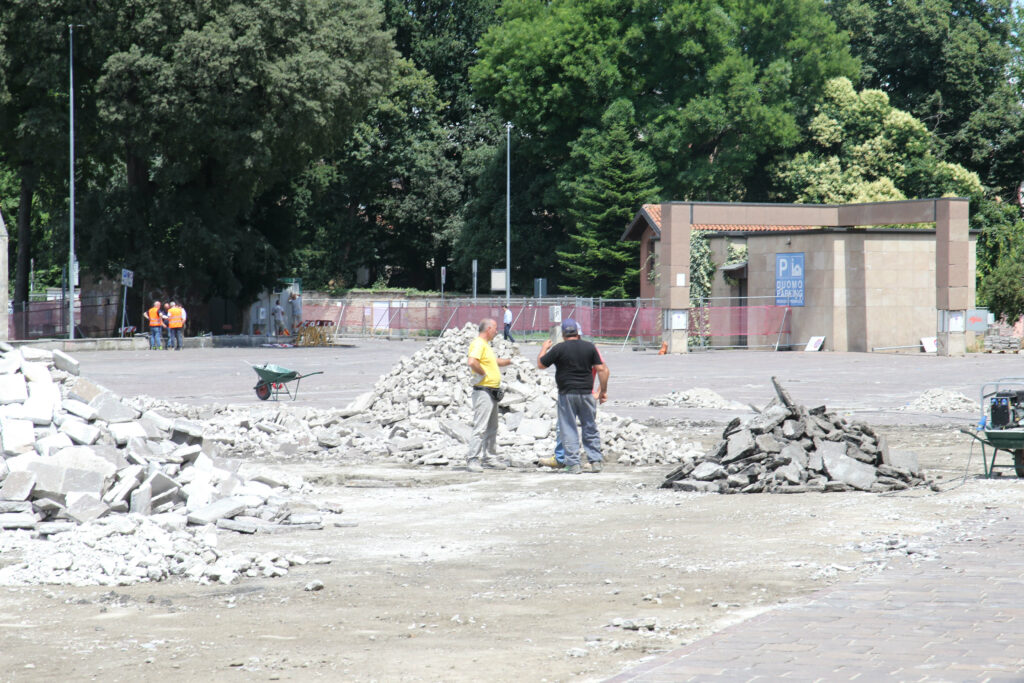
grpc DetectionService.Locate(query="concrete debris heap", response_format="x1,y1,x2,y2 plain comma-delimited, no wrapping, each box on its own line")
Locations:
661,377,924,494
337,323,702,467
0,342,330,586
899,388,979,413
619,388,748,411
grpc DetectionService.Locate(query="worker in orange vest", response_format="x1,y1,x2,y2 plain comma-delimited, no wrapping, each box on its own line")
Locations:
147,300,163,350
167,301,185,350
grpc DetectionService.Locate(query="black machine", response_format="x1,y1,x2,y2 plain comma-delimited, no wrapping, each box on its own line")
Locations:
988,389,1024,429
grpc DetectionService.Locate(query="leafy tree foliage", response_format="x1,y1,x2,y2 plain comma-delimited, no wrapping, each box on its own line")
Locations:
557,100,659,298
78,0,394,300
827,0,1024,199
771,78,984,204
979,258,1024,322
289,59,463,291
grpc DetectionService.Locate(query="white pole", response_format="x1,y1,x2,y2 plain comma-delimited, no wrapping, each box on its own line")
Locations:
505,122,511,306
68,24,76,340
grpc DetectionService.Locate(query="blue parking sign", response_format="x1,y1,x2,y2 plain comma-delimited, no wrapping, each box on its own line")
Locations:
775,253,804,306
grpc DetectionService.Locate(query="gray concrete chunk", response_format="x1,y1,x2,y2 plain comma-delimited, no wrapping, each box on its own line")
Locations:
692,461,726,481
882,448,920,476
108,421,149,446
130,482,153,515
0,470,37,501
822,449,877,491
0,512,38,529
723,429,755,464
62,399,98,421
60,418,102,446
68,378,105,404
89,392,140,423
52,349,81,376
1,417,36,455
780,443,808,468
188,497,248,525
65,492,108,523
0,374,28,405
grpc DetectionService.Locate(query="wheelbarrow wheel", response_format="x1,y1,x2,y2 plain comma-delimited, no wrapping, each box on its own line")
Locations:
1015,450,1024,478
255,382,272,401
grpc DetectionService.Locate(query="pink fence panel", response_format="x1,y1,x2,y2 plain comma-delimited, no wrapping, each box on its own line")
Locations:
691,306,791,337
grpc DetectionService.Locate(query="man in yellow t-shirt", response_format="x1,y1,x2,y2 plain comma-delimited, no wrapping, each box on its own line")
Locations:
466,318,511,472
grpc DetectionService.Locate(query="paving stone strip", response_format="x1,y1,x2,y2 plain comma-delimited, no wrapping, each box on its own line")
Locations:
662,377,927,494
608,514,1024,681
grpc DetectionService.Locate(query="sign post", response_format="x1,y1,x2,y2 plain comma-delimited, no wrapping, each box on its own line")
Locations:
775,253,805,307
440,266,446,304
119,268,134,338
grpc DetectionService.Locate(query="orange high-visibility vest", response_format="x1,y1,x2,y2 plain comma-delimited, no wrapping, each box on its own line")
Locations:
148,306,162,328
168,306,184,329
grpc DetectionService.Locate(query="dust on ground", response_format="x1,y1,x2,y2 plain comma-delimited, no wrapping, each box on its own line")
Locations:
1,346,1021,682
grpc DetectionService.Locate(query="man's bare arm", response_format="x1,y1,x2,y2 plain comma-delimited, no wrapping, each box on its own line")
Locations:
536,339,553,369
594,364,610,403
468,357,484,375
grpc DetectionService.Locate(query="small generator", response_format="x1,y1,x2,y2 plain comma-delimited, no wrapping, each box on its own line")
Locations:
988,390,1024,429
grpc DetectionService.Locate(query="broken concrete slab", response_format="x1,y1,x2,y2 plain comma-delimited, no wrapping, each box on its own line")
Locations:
89,392,140,423
62,399,98,421
59,418,102,446
822,449,877,491
0,374,28,404
187,497,248,525
52,349,81,376
1,417,36,456
108,421,149,446
0,470,37,501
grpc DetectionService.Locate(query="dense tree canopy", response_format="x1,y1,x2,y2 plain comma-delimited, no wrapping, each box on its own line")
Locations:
771,78,985,204
1,0,1021,315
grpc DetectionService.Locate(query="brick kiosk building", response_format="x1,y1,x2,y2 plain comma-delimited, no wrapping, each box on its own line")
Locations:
622,199,976,355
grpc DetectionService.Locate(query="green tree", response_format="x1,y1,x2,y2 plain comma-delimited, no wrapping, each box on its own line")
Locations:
771,78,985,204
979,257,1024,322
289,59,463,291
827,0,1024,200
557,100,659,298
0,3,102,316
80,0,394,300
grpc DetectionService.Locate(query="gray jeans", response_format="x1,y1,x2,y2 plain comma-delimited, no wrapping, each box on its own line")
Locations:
466,389,498,463
557,393,602,467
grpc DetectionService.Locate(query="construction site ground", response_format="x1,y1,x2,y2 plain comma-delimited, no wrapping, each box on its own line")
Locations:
2,342,1023,682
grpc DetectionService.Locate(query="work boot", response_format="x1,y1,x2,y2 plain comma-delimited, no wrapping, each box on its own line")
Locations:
587,461,603,473
482,459,508,470
537,456,560,468
466,459,483,473
563,464,582,475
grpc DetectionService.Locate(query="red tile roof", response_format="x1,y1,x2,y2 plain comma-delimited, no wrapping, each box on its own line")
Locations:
638,204,812,233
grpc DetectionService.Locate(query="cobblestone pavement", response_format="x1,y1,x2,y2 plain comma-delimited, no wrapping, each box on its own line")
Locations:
608,514,1024,682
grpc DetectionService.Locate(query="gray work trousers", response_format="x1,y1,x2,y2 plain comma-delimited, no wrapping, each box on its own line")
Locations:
466,388,498,463
557,392,602,467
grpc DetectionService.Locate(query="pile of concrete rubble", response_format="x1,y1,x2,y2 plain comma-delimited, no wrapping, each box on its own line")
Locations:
661,377,924,494
899,388,979,413
135,324,703,468
0,343,332,586
618,388,748,411
343,324,702,466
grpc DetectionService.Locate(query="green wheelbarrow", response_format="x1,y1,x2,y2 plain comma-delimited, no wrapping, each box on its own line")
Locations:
959,428,1024,478
250,362,324,401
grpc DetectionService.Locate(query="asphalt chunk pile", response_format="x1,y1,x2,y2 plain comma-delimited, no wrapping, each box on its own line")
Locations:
661,377,924,494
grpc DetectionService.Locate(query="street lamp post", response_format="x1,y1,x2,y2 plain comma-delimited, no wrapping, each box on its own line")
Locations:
68,23,79,340
505,122,512,306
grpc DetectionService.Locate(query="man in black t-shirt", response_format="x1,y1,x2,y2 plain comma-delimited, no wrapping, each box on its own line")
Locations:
537,318,610,474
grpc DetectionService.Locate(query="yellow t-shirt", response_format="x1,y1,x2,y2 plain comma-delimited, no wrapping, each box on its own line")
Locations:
467,336,500,388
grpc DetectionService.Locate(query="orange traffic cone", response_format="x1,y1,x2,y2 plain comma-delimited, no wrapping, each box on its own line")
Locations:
657,341,668,355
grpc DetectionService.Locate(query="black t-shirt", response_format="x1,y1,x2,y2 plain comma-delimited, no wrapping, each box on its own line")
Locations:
539,339,602,394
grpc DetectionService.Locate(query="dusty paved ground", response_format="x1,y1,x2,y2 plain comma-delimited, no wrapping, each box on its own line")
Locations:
2,342,1023,681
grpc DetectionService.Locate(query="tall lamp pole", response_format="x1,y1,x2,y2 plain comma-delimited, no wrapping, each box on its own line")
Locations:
505,122,512,306
68,23,78,340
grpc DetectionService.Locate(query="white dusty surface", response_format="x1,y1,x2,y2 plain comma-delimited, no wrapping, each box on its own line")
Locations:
0,345,1019,681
